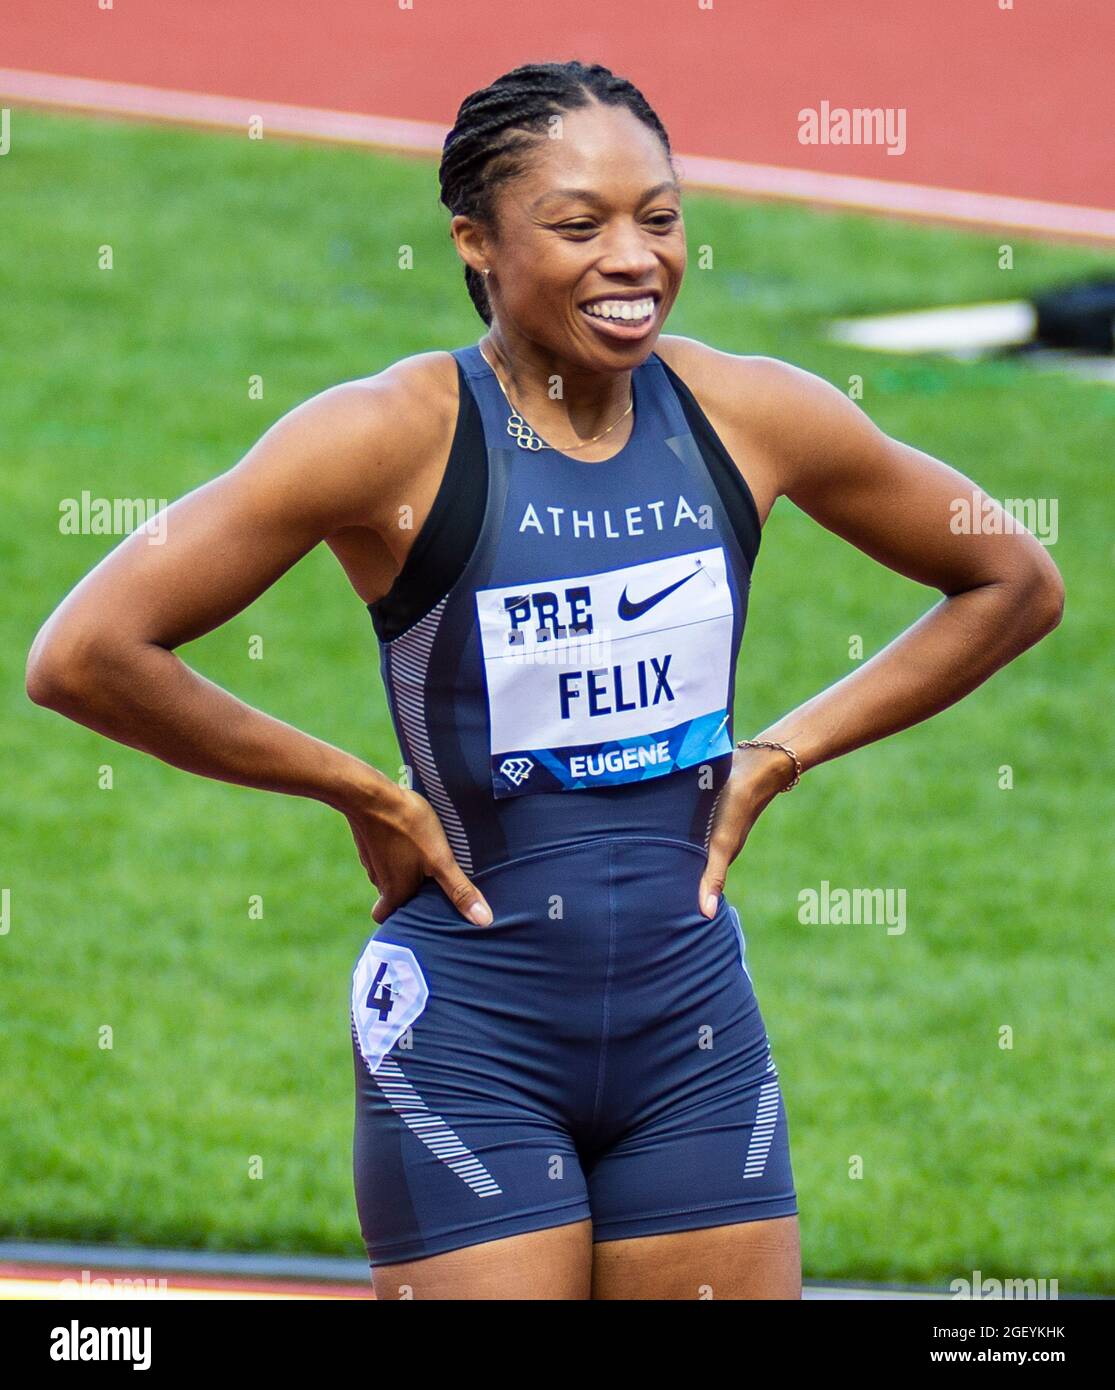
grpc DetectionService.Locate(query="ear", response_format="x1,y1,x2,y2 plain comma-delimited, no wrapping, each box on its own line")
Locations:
449,215,491,277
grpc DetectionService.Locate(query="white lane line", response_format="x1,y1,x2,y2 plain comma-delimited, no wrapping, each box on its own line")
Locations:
2,67,1114,244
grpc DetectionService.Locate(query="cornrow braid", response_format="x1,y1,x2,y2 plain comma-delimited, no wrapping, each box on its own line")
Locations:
439,61,673,326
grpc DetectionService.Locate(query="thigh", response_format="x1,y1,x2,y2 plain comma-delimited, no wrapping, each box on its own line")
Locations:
585,896,798,1247
373,1219,594,1300
350,901,594,1267
591,1215,801,1300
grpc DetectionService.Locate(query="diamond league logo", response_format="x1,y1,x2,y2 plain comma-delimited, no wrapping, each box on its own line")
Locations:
499,756,534,787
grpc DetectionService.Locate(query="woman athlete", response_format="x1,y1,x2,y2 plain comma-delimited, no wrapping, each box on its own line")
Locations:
26,61,1063,1300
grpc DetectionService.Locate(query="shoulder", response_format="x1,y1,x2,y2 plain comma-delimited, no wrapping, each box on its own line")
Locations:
653,333,870,432
278,349,459,461
240,350,461,531
652,335,887,491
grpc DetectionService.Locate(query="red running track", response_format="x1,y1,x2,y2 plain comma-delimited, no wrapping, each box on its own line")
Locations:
0,1261,374,1300
1,0,1112,218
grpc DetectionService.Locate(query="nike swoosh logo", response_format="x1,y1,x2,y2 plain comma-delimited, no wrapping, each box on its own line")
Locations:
617,567,701,621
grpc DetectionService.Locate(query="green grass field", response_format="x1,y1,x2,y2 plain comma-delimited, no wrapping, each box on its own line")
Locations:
2,110,1113,1288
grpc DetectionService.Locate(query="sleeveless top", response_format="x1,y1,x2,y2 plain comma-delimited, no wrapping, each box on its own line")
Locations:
367,342,762,877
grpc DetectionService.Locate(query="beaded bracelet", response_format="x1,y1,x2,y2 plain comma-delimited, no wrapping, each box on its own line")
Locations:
735,738,802,791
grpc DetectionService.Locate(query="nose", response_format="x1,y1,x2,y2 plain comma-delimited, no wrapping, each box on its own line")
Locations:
594,218,661,279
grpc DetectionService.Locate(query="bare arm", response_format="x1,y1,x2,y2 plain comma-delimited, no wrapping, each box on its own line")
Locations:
26,370,493,926
699,355,1065,913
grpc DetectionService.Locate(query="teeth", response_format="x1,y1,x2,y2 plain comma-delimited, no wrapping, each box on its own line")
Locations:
582,297,655,322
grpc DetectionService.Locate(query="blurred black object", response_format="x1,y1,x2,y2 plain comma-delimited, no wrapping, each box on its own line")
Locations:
1031,279,1115,354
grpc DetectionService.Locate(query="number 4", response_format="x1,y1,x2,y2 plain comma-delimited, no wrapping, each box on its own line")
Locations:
365,961,394,1021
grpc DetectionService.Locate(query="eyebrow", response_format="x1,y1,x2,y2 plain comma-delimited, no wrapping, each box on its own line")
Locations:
531,180,680,210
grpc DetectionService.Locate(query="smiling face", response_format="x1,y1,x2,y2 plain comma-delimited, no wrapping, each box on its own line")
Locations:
452,101,686,371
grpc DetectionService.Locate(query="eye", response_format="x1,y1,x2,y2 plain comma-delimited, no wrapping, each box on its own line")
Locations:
556,211,679,236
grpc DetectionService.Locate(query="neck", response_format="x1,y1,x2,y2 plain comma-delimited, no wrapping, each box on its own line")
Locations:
481,325,635,445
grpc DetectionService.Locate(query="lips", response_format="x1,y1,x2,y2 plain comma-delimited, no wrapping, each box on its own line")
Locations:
577,297,660,341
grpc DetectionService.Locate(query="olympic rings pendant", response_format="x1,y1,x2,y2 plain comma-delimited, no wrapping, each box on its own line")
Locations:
506,413,545,451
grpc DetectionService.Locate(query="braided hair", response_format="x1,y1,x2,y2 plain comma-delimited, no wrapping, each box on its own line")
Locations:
439,61,673,326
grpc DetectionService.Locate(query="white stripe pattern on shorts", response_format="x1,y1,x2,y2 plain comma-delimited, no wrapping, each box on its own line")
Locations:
743,1039,781,1180
374,1056,503,1197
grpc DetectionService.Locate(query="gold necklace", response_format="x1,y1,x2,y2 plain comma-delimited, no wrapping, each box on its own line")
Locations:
478,343,633,453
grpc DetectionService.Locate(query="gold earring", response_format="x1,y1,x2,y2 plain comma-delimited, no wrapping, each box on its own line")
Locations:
483,268,491,277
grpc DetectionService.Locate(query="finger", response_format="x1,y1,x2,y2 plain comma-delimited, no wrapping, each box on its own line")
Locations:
370,891,396,925
347,825,376,881
431,858,492,926
697,872,725,919
698,843,731,918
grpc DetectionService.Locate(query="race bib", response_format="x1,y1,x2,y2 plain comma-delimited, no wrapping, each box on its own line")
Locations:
351,939,429,1076
475,546,735,797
